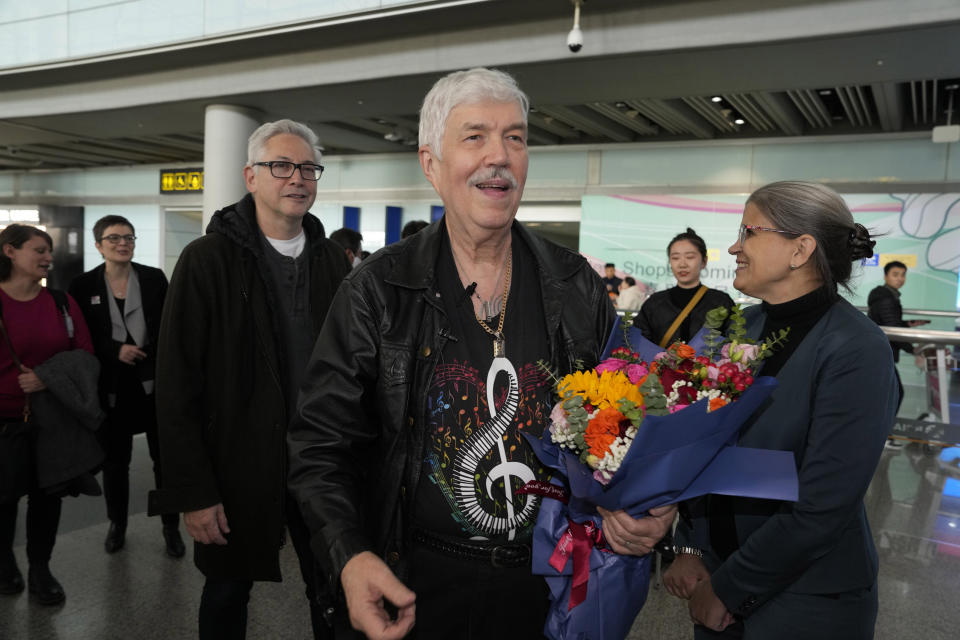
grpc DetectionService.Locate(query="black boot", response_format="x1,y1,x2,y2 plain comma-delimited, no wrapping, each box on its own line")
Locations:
28,564,65,605
104,520,126,554
162,525,185,558
0,553,24,595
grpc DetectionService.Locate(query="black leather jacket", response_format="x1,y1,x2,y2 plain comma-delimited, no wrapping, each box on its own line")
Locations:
287,219,615,587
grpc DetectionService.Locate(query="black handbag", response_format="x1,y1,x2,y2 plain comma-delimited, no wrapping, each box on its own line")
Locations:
0,312,34,504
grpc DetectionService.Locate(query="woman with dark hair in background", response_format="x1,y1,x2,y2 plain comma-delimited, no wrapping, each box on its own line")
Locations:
663,181,897,639
634,227,734,347
69,216,184,558
0,224,95,605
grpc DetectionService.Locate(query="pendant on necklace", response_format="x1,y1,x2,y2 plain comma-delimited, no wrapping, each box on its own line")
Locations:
493,332,505,358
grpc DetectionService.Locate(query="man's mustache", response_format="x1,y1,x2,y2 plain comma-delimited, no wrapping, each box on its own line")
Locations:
468,167,518,189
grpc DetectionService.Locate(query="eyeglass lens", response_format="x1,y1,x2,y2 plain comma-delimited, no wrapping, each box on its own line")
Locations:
267,162,323,180
104,235,136,243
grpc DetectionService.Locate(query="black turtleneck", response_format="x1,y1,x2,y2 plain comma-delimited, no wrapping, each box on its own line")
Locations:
758,285,838,377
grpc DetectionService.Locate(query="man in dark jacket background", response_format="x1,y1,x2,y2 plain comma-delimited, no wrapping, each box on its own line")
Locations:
149,119,350,639
287,68,676,640
867,260,926,363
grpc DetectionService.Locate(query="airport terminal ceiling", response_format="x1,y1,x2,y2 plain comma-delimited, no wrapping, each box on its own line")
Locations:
1,0,960,171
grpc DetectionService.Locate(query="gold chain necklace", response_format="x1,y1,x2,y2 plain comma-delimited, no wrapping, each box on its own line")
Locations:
473,251,512,358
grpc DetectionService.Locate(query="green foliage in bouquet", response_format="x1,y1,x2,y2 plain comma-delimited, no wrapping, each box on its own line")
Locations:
638,373,668,416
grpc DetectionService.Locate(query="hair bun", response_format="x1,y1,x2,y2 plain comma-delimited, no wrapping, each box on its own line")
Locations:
848,223,876,261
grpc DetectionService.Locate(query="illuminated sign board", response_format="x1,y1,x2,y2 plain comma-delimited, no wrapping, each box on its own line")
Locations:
0,209,40,222
160,168,204,193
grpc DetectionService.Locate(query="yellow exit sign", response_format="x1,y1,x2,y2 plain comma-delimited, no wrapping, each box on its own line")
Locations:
160,168,204,193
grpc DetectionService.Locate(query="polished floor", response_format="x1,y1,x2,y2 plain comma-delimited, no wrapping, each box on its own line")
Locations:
2,367,959,639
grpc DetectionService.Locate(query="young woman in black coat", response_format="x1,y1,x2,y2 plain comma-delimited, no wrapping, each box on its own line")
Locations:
633,228,734,347
69,215,184,558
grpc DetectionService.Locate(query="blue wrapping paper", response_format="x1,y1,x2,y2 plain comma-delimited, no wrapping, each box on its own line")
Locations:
525,324,799,640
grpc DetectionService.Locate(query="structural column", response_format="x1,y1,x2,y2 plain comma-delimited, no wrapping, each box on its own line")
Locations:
202,104,262,230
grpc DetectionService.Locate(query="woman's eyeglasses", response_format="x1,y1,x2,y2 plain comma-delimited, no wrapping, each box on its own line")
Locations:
737,224,796,246
101,234,136,244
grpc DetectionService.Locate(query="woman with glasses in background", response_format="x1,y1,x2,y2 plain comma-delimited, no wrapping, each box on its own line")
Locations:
633,227,734,347
663,181,897,639
69,216,184,558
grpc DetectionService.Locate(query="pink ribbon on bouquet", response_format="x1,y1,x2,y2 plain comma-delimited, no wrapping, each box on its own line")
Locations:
518,480,606,610
548,519,605,610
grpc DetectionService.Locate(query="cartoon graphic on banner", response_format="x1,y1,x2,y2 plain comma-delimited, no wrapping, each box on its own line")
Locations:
580,193,960,321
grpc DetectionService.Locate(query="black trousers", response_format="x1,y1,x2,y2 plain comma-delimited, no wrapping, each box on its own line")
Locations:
335,540,550,640
98,387,176,527
0,491,62,566
692,582,878,640
197,495,331,640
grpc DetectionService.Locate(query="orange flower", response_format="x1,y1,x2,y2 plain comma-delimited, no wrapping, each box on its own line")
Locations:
584,407,626,458
709,396,728,412
671,343,696,359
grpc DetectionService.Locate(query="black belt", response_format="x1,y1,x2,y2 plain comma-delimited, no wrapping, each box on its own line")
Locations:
413,529,531,569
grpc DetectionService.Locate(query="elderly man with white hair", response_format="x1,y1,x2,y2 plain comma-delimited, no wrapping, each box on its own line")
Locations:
288,68,676,639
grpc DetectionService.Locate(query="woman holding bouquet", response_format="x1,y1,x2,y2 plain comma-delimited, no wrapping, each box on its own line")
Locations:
633,228,733,347
664,181,897,639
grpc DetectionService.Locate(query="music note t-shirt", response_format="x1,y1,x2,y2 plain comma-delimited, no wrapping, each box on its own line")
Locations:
413,227,553,543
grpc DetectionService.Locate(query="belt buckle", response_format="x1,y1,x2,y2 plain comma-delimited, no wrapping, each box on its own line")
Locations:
490,544,529,568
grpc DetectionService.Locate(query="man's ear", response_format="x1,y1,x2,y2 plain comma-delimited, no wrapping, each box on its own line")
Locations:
243,165,257,193
419,146,440,191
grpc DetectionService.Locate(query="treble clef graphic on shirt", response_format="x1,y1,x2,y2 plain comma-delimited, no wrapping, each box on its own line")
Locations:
452,356,537,540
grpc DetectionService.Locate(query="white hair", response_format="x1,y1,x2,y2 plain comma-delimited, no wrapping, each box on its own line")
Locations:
418,68,529,158
246,119,322,166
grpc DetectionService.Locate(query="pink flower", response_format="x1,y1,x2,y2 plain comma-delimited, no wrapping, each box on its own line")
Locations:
593,469,613,485
594,358,627,374
730,343,759,364
549,401,569,433
654,351,670,362
706,364,719,380
668,403,688,414
624,363,648,384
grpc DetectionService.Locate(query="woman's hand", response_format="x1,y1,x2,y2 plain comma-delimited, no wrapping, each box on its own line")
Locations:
689,578,735,632
598,504,677,555
17,366,46,393
663,553,710,599
118,344,147,365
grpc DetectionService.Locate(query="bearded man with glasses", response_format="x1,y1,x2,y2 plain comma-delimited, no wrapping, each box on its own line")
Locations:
149,119,350,640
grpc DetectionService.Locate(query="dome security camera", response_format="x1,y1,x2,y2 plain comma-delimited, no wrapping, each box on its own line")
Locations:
567,25,583,53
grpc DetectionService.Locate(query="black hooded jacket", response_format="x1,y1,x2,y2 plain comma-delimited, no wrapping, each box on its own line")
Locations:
148,193,350,581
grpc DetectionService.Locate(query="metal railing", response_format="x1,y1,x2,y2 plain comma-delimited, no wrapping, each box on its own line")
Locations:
877,325,959,444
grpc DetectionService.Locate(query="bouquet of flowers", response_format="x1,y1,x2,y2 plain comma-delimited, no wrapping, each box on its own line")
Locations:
521,306,797,640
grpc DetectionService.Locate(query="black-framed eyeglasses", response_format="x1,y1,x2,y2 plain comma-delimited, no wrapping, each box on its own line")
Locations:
252,161,324,181
737,224,797,246
100,234,136,244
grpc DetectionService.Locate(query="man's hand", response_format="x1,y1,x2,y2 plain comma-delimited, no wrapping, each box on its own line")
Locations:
184,503,230,545
597,504,677,555
17,366,46,393
118,344,147,365
341,552,416,640
663,553,710,599
689,577,735,633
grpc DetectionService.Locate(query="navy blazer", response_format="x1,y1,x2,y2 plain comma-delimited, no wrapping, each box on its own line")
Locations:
68,262,168,406
676,297,898,618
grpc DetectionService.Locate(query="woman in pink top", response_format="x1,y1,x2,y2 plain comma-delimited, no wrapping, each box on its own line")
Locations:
0,224,93,606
